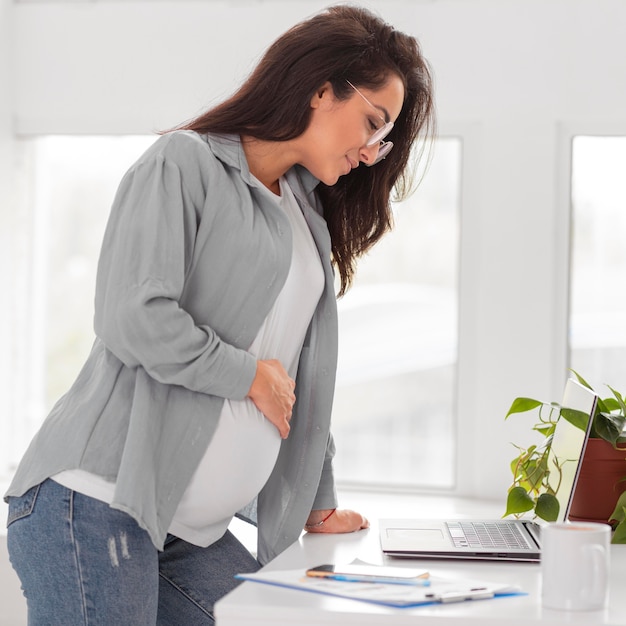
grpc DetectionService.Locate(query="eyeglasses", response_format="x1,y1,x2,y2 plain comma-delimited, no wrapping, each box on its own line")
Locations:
346,80,394,166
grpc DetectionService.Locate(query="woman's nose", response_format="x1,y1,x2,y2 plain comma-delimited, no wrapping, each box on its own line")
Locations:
359,143,380,166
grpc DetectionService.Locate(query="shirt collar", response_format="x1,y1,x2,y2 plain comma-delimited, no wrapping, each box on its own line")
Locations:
204,133,321,200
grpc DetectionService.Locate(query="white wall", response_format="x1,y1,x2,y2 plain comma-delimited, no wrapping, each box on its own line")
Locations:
0,0,16,488
4,0,626,500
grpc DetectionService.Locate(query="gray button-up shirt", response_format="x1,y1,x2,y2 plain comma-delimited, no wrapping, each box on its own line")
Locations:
5,131,339,565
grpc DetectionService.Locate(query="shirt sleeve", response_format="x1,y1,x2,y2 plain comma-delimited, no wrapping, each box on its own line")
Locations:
93,151,257,400
311,432,338,510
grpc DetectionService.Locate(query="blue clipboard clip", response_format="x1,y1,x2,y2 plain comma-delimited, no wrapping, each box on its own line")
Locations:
426,588,495,604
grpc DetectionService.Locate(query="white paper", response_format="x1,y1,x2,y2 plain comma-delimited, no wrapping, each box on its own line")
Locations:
236,568,523,608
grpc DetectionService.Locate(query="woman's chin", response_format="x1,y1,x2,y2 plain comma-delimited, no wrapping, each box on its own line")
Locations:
318,173,341,187
307,163,349,187
324,168,351,186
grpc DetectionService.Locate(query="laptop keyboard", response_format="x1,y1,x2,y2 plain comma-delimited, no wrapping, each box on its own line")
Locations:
446,521,531,550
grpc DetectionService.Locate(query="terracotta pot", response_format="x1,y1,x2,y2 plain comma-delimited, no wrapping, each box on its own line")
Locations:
569,438,626,523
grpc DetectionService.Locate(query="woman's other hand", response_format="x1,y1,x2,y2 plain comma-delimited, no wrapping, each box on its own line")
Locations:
304,509,370,534
247,359,296,439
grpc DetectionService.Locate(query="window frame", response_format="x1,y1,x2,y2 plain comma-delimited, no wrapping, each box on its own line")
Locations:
557,121,626,379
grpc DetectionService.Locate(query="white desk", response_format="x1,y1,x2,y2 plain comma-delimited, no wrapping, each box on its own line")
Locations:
216,500,626,626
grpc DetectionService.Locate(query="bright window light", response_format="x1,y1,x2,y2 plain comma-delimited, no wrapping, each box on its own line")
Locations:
332,138,461,490
569,136,626,389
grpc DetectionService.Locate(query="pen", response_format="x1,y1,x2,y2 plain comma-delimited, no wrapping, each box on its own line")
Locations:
326,574,431,586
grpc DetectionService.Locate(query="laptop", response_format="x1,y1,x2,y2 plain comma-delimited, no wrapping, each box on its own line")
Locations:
379,378,598,562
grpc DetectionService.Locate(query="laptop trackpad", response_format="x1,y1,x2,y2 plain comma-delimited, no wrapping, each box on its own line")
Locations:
385,526,448,548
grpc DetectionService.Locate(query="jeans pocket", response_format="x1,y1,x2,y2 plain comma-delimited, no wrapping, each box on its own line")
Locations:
7,483,42,527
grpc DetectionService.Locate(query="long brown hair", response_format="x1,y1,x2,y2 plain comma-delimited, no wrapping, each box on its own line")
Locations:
177,5,435,295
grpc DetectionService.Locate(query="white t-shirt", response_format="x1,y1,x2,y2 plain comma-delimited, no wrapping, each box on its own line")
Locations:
54,176,324,547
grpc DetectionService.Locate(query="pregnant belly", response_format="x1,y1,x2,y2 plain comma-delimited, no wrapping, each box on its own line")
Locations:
173,398,282,530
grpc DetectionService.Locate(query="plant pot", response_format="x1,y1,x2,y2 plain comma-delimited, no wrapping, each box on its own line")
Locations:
568,438,626,523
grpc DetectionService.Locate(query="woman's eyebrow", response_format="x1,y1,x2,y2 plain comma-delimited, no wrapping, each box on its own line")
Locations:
374,104,391,124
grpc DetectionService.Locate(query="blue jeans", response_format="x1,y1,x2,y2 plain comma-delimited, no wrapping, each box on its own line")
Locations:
6,479,260,625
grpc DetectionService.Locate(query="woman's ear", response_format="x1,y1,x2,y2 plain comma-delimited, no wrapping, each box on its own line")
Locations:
310,82,334,109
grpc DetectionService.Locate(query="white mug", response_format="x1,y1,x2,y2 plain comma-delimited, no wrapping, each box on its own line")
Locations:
541,521,610,611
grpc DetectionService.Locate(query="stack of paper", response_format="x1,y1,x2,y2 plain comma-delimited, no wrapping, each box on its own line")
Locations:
236,568,524,608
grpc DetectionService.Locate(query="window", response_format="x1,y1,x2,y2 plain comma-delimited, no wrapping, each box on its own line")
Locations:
332,139,461,490
2,136,154,478
3,135,461,493
569,136,626,389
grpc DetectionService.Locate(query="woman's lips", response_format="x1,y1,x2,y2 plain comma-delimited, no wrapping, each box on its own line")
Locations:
346,156,358,172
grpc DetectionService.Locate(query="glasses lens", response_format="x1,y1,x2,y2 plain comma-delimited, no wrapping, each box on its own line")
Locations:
367,141,393,167
366,121,394,147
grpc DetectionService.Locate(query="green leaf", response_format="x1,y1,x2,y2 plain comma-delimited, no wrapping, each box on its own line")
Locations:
611,516,626,544
535,493,560,522
534,424,555,437
526,459,549,492
599,397,620,413
504,486,535,517
522,459,538,489
506,398,543,419
510,456,521,477
559,408,589,432
569,369,593,391
607,385,626,414
593,411,625,446
605,386,626,432
609,492,626,524
609,496,626,543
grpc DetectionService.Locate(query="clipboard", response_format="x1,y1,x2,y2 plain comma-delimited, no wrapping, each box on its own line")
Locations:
236,568,524,609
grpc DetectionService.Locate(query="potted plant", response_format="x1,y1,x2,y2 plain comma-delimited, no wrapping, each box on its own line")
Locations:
504,371,626,543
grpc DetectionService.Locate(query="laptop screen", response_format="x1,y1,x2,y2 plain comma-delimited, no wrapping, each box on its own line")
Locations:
547,379,597,522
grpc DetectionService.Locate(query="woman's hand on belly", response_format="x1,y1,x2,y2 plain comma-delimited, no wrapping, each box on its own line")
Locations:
247,359,296,439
